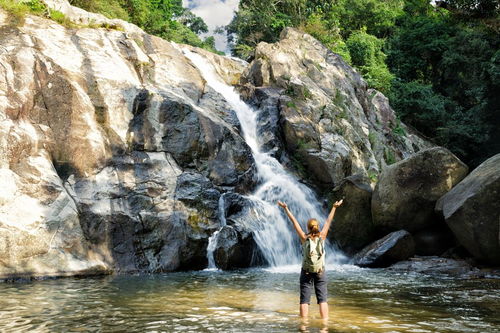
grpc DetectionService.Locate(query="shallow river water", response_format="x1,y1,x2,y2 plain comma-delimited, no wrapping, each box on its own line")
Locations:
1,265,499,333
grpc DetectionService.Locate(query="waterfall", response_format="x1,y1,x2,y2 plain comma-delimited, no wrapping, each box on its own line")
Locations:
206,195,228,270
182,49,344,268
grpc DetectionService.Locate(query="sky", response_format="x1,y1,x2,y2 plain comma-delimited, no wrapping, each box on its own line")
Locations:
182,0,240,53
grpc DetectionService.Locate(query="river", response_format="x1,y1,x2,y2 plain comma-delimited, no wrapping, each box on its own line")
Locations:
1,266,498,332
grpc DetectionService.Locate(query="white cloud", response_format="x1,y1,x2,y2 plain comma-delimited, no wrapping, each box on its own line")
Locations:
182,0,240,53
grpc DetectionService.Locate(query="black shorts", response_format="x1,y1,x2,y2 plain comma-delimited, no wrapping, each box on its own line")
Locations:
299,268,328,304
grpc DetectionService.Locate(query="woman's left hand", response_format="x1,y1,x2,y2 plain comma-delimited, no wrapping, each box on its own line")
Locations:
333,199,343,208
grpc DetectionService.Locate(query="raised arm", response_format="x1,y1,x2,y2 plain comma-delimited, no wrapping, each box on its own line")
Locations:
278,201,306,242
320,199,343,239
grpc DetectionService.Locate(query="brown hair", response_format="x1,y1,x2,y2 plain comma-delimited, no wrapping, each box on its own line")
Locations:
307,218,320,237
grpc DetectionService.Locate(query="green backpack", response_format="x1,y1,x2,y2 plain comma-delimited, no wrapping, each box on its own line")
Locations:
302,236,325,273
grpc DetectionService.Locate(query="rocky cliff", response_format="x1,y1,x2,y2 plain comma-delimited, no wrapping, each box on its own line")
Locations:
0,0,431,279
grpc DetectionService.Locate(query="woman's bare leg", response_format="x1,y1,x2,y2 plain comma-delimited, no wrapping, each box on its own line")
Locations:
319,302,328,319
300,303,309,317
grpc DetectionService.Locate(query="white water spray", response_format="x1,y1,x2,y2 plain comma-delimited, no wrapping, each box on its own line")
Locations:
182,49,345,269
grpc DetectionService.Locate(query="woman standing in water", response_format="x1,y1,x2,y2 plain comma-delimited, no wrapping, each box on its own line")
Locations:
277,199,344,319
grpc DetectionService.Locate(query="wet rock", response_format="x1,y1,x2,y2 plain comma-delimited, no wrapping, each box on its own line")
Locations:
175,172,220,218
352,230,415,268
328,175,376,255
436,153,500,265
214,225,264,270
253,88,283,156
372,147,468,233
413,225,456,256
389,256,478,277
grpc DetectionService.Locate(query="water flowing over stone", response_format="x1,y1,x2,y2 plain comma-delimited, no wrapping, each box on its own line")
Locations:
182,49,344,267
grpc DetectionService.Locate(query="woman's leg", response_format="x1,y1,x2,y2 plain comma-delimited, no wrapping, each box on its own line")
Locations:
314,271,328,319
299,269,313,317
319,302,328,319
300,303,309,317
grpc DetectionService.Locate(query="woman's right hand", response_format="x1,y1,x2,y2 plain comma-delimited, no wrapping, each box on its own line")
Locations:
277,201,287,209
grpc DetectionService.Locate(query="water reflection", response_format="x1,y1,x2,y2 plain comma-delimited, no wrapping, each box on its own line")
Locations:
0,268,499,332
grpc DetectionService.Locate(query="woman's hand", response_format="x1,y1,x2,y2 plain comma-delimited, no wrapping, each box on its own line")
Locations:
277,201,287,209
333,199,343,208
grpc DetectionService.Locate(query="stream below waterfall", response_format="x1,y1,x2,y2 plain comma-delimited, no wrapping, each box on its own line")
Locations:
1,267,499,332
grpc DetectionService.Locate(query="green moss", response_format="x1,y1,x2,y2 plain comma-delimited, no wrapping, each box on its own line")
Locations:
187,212,209,232
303,87,312,99
392,119,406,137
367,170,378,183
368,130,377,148
286,101,296,109
384,147,396,165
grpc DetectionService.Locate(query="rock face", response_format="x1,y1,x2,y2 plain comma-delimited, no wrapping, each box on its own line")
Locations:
241,28,432,189
0,1,254,278
372,147,468,233
352,230,415,268
328,175,375,255
436,154,500,265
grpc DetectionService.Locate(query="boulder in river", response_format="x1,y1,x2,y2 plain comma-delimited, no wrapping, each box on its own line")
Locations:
389,256,478,277
372,147,468,233
436,153,500,265
328,175,376,255
214,225,264,270
214,193,266,270
352,230,415,268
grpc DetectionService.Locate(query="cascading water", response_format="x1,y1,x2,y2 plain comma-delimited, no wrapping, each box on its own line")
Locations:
182,49,345,268
206,195,228,270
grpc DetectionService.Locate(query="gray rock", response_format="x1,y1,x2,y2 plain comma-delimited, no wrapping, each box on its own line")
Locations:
214,225,265,270
413,225,456,256
352,230,415,268
389,256,477,277
328,175,376,255
436,153,500,265
372,147,468,233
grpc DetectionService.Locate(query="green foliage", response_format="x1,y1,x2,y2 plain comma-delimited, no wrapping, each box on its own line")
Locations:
69,0,128,20
0,0,29,25
392,119,406,137
387,3,498,164
0,0,76,27
68,0,219,53
346,30,394,93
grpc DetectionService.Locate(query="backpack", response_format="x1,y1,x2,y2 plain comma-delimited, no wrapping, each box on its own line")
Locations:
302,236,325,273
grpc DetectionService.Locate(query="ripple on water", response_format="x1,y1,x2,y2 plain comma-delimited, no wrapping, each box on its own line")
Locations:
0,269,499,333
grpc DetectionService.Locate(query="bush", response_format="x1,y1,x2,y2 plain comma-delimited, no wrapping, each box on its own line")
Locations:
346,30,393,92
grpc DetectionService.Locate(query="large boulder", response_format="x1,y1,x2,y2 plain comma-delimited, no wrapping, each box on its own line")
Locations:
214,225,263,270
213,193,266,269
436,154,500,265
352,230,415,268
372,147,468,233
328,175,376,255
